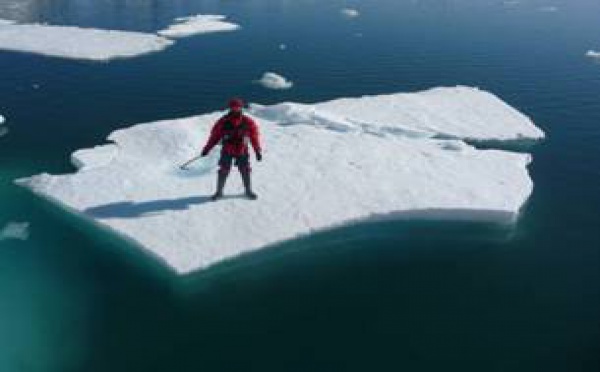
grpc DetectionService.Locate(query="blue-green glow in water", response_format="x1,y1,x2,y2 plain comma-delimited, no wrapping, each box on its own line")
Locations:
1,1,599,370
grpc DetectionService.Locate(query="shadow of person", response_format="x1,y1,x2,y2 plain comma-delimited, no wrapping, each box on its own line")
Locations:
84,196,215,218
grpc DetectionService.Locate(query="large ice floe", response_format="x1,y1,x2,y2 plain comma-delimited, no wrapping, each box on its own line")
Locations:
0,14,239,61
17,87,544,274
0,20,173,61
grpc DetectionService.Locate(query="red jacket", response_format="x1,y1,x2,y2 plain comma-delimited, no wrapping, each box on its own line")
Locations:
202,113,262,157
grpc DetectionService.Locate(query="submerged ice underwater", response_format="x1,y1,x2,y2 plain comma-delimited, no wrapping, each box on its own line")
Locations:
1,0,600,371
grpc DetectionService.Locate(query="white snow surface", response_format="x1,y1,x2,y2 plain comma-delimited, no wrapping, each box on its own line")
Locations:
0,222,30,241
308,86,544,141
256,72,294,90
16,86,544,274
71,144,119,170
0,20,173,61
157,15,239,38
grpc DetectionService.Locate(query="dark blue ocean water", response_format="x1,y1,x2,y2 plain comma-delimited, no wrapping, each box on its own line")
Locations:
1,0,599,371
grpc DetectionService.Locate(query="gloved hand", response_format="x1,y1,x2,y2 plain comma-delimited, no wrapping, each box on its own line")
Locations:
256,152,263,161
201,149,209,157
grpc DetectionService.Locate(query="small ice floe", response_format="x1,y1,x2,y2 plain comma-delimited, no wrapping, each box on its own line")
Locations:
539,6,558,12
255,72,294,90
0,222,30,241
279,43,287,50
157,14,240,38
0,114,7,137
341,8,360,18
586,50,600,59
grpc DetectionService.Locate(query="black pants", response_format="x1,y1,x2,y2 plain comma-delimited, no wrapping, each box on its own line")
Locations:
218,153,251,175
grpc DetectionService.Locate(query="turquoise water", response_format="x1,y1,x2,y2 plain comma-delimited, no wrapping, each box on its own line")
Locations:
1,0,600,370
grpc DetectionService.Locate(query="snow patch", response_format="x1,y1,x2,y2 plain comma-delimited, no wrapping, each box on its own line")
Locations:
250,102,357,132
314,86,544,142
256,72,294,90
0,20,173,61
157,14,239,38
0,222,30,241
16,87,543,274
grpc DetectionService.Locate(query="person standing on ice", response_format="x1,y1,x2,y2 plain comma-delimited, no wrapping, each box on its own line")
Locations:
201,98,263,201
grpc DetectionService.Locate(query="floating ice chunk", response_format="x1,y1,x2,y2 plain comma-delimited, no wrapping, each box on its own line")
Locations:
341,8,360,18
539,6,558,12
17,87,543,274
279,43,287,50
0,21,173,61
255,72,294,90
0,114,6,137
502,0,520,6
157,14,240,38
586,50,600,59
0,222,30,241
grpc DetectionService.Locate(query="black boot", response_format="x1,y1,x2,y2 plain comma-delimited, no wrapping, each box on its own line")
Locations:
211,172,228,201
240,170,257,200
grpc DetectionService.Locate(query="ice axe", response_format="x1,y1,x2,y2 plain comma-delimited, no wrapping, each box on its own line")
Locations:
179,154,203,170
